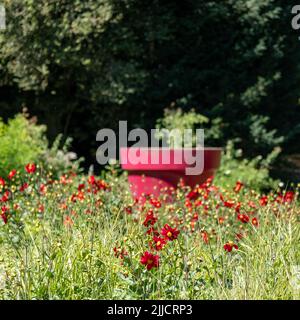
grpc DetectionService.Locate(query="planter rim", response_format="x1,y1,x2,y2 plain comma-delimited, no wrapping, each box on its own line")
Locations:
120,147,223,151
120,147,222,171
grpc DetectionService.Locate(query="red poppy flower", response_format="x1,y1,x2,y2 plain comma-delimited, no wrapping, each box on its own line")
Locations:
140,251,159,270
237,214,249,223
0,177,5,187
234,181,244,193
161,224,180,241
224,241,238,252
252,217,259,227
152,236,167,251
8,169,17,180
143,209,157,227
25,163,36,174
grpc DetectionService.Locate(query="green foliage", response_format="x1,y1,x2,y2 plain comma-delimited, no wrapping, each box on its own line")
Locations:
155,108,209,147
40,134,84,177
0,0,299,163
0,113,82,178
0,114,47,177
0,166,298,299
215,140,281,191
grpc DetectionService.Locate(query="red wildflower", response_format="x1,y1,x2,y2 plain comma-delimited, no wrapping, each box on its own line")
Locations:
252,217,259,227
25,163,36,174
235,232,244,241
223,200,235,208
235,202,242,213
276,191,295,204
161,224,180,241
1,206,9,224
70,193,77,203
140,251,159,270
259,196,268,206
96,179,109,191
60,175,70,185
201,230,209,244
38,204,45,213
187,190,198,200
237,213,250,223
218,217,225,224
143,209,157,227
248,201,257,209
88,175,96,185
1,206,9,214
150,198,161,208
0,177,5,188
195,199,202,207
152,236,167,251
146,227,159,236
64,215,73,227
125,206,132,215
113,247,128,259
1,191,10,202
78,183,85,191
8,169,17,180
192,213,199,222
39,184,47,195
234,181,244,193
1,213,7,224
224,241,238,252
20,183,29,192
185,199,192,208
77,191,85,201
284,191,294,203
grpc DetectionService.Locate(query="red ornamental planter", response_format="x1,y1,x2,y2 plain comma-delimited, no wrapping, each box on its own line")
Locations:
120,147,222,199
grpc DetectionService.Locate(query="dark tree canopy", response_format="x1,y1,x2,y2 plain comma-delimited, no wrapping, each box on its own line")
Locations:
0,0,299,164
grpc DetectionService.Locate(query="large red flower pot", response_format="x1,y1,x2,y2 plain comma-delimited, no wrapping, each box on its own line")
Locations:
120,147,222,199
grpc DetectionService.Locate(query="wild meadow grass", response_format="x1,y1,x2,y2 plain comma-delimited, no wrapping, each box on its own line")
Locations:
0,165,299,300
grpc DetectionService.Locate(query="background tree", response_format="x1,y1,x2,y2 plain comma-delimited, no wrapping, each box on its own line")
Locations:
0,0,299,170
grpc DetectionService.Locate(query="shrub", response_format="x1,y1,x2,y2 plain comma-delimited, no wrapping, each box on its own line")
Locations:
0,112,82,178
0,113,47,177
215,140,280,191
